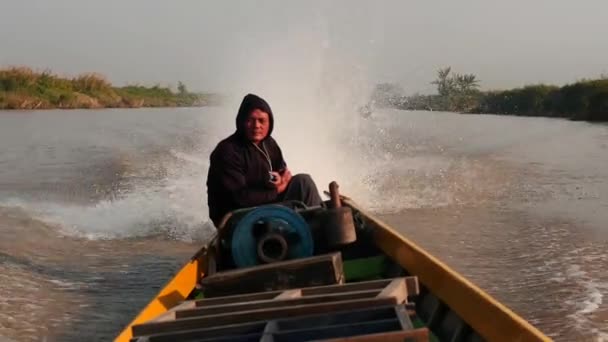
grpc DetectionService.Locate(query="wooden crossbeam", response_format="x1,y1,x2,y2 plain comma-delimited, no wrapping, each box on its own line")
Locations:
275,305,399,331
200,252,344,297
147,301,195,323
195,290,282,307
271,318,402,342
192,276,417,308
130,322,266,342
132,296,398,337
315,328,429,342
177,290,380,319
301,279,391,296
132,305,413,342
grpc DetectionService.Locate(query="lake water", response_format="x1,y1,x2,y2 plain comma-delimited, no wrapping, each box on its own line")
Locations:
0,107,607,341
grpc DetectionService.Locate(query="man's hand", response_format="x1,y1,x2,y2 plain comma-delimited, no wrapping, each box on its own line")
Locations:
280,168,292,185
270,168,292,194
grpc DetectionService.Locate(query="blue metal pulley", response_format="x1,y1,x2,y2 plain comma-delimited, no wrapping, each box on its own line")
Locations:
230,205,313,268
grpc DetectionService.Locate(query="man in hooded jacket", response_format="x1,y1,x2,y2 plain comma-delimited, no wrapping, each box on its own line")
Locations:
206,93,323,227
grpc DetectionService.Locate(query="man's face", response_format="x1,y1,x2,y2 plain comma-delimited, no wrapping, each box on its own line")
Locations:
245,109,270,143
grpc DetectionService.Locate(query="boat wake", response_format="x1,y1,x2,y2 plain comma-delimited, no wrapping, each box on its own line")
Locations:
0,145,216,242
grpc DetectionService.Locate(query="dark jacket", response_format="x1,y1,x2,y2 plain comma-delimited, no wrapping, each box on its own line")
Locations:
206,94,287,226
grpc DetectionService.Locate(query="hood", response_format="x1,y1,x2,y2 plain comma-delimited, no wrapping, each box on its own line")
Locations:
235,93,274,140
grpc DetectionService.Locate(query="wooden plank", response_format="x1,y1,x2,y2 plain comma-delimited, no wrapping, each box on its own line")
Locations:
193,277,414,308
132,296,398,337
137,305,403,342
272,319,402,342
148,301,195,323
300,276,417,297
177,290,380,319
133,322,266,342
195,291,283,307
301,279,391,296
195,333,262,342
201,252,344,297
314,328,429,342
276,305,398,331
377,278,407,304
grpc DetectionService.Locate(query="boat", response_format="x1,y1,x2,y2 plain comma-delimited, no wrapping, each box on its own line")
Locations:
115,182,551,342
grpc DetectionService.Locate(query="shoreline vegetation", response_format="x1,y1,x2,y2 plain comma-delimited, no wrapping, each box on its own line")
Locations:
2,65,606,122
0,67,222,110
370,67,608,122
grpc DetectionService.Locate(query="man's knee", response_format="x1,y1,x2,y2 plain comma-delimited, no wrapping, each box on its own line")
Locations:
291,173,314,186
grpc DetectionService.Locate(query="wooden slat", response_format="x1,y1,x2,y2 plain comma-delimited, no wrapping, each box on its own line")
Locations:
193,278,387,308
272,319,402,342
201,252,344,297
315,328,429,342
135,305,404,342
377,278,407,304
301,276,417,297
195,290,284,307
195,333,262,342
192,277,414,308
132,296,398,337
275,305,399,331
148,301,195,323
301,279,391,296
177,290,380,319
132,322,266,342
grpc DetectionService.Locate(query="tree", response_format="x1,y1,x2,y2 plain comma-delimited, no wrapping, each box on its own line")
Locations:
431,66,481,111
431,67,456,97
177,81,187,95
455,74,479,94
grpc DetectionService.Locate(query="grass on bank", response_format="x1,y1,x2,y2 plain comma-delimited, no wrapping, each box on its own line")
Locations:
0,67,221,110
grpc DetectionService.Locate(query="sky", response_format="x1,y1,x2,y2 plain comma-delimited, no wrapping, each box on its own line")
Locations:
1,0,607,95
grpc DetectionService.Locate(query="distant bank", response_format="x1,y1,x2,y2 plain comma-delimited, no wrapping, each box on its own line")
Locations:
0,67,222,110
371,67,608,122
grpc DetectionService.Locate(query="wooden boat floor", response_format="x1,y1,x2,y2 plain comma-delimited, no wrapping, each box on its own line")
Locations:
130,276,427,342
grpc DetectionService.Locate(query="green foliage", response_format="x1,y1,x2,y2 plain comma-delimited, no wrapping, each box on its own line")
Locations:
376,65,607,122
429,66,480,112
477,84,559,116
0,66,219,109
475,79,608,121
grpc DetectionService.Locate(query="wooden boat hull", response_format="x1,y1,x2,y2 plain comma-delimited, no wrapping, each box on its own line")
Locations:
115,195,550,342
